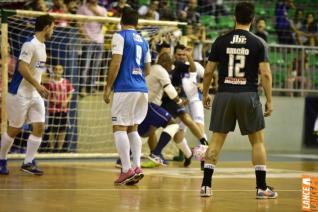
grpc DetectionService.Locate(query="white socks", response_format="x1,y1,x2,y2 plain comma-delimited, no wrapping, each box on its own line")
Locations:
24,134,42,164
128,131,142,168
255,165,267,171
114,131,131,173
0,132,14,160
176,138,192,159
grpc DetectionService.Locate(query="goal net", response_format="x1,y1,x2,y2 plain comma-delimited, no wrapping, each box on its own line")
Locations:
1,10,185,158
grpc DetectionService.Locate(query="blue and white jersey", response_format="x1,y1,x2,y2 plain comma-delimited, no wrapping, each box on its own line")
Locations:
9,36,47,98
111,29,151,93
182,62,204,102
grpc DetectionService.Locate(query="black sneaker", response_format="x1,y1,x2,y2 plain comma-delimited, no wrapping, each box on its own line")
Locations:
21,160,43,176
184,154,193,167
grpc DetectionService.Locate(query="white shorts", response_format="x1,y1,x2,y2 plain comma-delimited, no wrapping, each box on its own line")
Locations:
189,100,204,125
111,92,148,126
7,93,45,128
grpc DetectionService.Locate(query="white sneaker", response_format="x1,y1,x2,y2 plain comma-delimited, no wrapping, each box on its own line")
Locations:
256,186,278,199
200,186,212,197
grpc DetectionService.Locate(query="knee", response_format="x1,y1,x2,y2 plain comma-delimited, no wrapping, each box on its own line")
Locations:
32,124,45,137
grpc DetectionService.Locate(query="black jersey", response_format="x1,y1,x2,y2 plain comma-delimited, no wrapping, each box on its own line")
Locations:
208,29,269,92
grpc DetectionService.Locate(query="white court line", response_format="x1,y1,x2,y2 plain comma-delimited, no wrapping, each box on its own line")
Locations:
0,189,301,192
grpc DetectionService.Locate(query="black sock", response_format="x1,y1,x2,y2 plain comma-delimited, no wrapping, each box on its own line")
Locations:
153,132,171,155
202,167,214,187
255,170,267,190
200,138,208,145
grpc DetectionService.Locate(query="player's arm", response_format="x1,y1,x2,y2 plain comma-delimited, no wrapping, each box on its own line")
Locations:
104,33,124,104
158,69,184,104
144,47,152,76
202,61,217,109
259,62,272,117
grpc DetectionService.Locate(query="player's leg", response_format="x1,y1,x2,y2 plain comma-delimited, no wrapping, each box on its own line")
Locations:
173,129,192,167
145,103,179,165
126,93,148,185
237,92,277,199
189,100,206,139
20,97,46,175
179,113,208,145
0,94,26,175
0,126,22,175
201,132,227,197
200,92,235,197
248,131,277,199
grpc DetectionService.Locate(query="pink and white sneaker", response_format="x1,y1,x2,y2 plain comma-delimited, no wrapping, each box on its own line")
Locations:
114,168,136,185
126,167,144,185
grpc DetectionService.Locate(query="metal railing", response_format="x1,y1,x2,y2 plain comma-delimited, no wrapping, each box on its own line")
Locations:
268,44,318,96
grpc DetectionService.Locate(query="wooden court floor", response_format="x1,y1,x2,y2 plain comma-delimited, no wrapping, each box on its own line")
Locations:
0,159,317,212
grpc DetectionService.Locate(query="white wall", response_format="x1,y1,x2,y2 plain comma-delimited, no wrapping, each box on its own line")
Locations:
186,96,305,153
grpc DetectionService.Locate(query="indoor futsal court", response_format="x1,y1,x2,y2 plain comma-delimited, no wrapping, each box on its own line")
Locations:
1,0,318,211
0,153,317,211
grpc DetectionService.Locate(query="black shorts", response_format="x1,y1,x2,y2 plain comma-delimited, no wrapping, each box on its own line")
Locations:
209,92,265,135
47,112,68,133
161,96,186,118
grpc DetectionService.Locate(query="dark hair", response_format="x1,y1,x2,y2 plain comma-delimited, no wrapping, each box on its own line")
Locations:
157,41,170,52
35,14,55,32
235,2,255,25
256,17,266,24
174,44,186,54
121,7,138,26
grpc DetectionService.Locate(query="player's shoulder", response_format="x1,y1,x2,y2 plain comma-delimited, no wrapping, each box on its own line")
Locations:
247,31,267,48
213,30,235,44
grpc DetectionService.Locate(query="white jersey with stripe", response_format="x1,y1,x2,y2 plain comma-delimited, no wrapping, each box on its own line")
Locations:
8,36,47,98
182,62,204,102
146,64,173,106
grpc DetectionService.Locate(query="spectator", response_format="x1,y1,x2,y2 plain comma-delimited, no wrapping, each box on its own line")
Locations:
301,13,318,46
64,0,79,14
108,0,131,17
290,9,304,45
49,0,69,27
287,51,311,97
138,0,160,21
30,0,48,12
159,0,176,21
179,0,200,25
77,0,107,96
275,0,295,44
255,17,268,42
44,65,74,152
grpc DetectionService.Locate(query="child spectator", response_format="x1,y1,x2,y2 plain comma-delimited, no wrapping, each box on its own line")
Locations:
45,65,74,152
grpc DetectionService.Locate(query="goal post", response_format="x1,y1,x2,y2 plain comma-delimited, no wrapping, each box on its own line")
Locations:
1,9,186,158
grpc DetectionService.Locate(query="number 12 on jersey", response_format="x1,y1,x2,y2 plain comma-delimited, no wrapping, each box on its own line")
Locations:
228,54,246,77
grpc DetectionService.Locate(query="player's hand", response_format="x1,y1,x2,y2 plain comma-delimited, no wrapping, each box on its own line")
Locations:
185,47,193,58
36,85,49,99
179,98,188,106
103,87,112,104
203,94,212,109
264,101,273,117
